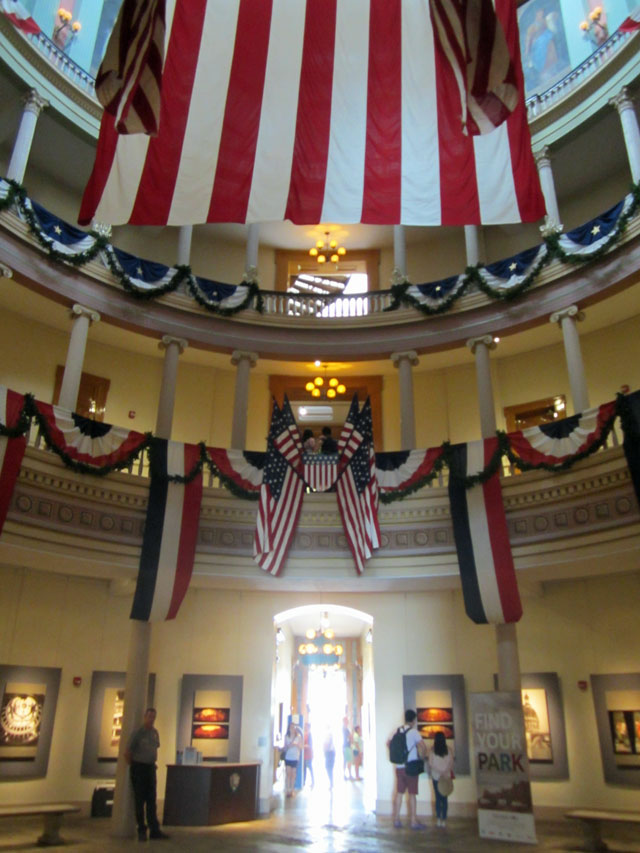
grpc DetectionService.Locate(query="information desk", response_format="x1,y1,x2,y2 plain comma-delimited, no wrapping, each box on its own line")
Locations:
163,762,260,826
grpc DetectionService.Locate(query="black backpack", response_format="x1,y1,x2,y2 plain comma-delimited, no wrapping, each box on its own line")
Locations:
388,726,409,764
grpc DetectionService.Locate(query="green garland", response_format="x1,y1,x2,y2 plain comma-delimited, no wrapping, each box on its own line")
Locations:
186,276,264,316
102,247,191,301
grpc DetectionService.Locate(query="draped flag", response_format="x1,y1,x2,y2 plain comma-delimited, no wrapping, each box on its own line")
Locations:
508,401,616,468
336,397,380,574
375,447,445,495
0,387,27,535
620,390,640,508
448,438,521,624
253,399,305,576
131,439,202,621
33,402,147,471
1,0,40,34
79,0,545,227
207,448,263,496
95,0,166,136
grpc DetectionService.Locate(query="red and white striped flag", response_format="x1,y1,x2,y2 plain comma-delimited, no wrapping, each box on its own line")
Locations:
303,454,338,493
80,0,544,227
0,387,27,536
95,0,166,136
254,399,305,576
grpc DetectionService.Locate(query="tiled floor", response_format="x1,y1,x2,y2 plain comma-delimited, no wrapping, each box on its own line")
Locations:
2,780,639,852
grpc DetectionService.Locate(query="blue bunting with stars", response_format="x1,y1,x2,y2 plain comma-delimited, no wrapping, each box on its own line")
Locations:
557,195,632,257
25,199,97,255
476,243,548,291
406,275,466,310
104,245,176,293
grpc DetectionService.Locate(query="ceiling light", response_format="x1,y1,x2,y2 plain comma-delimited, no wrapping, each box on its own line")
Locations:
309,231,346,265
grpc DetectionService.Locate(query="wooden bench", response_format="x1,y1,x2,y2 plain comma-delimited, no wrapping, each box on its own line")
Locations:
565,808,640,852
0,803,80,846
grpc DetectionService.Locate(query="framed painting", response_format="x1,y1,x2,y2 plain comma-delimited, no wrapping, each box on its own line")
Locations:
591,673,640,786
177,675,243,763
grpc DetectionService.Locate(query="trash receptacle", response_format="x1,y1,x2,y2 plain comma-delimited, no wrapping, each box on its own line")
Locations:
91,785,115,817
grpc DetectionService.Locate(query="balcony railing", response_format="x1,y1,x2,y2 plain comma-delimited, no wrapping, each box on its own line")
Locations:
26,30,95,95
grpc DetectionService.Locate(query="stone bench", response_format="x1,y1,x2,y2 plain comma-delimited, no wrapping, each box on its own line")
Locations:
0,803,80,846
565,808,640,852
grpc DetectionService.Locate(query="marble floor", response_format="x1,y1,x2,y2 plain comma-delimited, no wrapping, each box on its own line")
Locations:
1,779,639,852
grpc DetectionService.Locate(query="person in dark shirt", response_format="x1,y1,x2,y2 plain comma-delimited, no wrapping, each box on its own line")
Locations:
126,708,169,841
320,426,338,453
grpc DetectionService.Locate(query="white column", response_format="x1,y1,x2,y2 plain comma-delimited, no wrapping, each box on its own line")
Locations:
550,306,590,413
467,334,521,692
111,333,187,839
391,350,418,449
155,336,189,438
464,225,485,267
231,351,258,449
534,147,562,230
466,335,498,437
177,225,193,266
7,89,49,183
610,87,640,183
58,305,100,411
245,223,260,275
393,225,407,278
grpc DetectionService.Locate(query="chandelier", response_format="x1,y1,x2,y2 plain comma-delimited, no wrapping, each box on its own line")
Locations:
298,613,344,671
305,362,346,399
309,231,346,264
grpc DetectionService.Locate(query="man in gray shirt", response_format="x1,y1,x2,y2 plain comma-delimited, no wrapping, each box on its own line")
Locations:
126,707,169,841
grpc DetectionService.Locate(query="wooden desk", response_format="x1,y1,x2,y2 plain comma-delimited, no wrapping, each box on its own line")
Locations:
163,762,260,826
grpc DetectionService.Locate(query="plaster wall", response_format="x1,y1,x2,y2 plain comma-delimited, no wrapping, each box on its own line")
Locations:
0,566,638,816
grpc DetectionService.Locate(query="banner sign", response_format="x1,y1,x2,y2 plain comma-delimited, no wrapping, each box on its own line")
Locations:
470,692,536,845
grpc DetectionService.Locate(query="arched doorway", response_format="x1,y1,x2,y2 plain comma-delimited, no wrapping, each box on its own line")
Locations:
272,604,376,812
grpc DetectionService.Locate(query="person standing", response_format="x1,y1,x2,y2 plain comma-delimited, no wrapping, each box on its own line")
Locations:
303,722,314,788
428,730,455,827
323,726,336,789
352,725,363,780
342,717,354,779
387,709,427,830
125,707,169,842
283,720,303,798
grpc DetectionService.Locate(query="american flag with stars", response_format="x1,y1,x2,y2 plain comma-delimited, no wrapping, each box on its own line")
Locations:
254,398,305,576
336,397,380,574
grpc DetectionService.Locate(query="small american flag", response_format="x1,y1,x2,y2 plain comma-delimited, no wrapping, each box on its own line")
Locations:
336,397,380,574
254,398,305,576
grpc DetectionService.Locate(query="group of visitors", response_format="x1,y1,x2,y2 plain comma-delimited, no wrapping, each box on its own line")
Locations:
388,709,454,830
281,717,365,796
341,717,363,780
301,426,338,454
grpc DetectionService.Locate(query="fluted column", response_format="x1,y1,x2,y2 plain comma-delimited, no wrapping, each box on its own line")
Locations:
550,306,589,413
111,332,188,839
177,226,193,266
466,335,498,437
610,87,640,183
391,350,418,449
58,305,100,411
231,351,258,449
393,226,407,278
464,225,485,267
467,334,521,692
7,89,49,183
534,147,561,230
156,336,188,438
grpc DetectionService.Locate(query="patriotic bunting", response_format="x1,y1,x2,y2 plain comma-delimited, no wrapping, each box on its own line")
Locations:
0,0,40,34
448,438,522,624
375,447,445,497
206,448,263,496
32,401,148,473
477,243,548,292
0,387,27,535
619,390,640,509
556,196,632,258
131,439,202,621
253,399,306,576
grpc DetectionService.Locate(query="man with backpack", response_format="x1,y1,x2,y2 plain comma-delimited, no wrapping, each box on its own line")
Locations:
387,709,427,830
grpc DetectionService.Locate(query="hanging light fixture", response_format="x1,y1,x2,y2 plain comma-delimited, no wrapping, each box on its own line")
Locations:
309,231,347,264
305,361,347,399
298,612,344,671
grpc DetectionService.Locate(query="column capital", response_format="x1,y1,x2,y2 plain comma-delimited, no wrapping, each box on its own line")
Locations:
159,335,188,354
466,335,496,354
23,89,49,116
71,304,100,324
609,86,633,115
550,305,585,326
390,350,419,367
0,263,13,280
539,215,563,237
91,220,112,239
533,146,552,169
231,350,258,367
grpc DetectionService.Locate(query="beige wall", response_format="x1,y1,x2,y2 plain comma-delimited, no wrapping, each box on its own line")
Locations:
1,565,638,815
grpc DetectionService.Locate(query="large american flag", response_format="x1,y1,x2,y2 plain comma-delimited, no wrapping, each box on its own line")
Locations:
79,0,545,227
253,398,305,576
336,397,380,574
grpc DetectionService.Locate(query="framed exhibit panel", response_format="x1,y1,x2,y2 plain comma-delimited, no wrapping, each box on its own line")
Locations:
591,673,640,787
0,664,61,779
403,674,470,775
81,671,155,777
177,675,243,763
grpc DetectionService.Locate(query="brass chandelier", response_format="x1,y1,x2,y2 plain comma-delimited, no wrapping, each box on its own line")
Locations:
309,231,347,265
